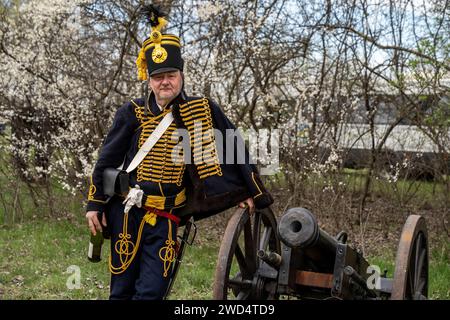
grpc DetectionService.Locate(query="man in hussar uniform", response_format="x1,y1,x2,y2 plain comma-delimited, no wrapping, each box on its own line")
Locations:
85,5,273,300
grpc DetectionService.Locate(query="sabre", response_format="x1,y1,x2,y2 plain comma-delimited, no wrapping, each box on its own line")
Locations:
164,216,197,299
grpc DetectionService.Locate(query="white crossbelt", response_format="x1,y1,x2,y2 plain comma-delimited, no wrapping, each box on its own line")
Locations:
120,110,174,212
121,111,174,173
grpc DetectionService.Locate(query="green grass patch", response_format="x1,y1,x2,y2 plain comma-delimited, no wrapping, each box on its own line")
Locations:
300,168,448,208
0,214,221,300
367,241,450,300
170,243,219,300
0,214,448,300
0,217,110,299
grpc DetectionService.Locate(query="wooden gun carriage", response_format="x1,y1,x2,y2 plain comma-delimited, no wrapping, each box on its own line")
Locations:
212,207,428,300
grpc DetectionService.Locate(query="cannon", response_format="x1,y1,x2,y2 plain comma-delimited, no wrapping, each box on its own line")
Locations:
213,207,428,300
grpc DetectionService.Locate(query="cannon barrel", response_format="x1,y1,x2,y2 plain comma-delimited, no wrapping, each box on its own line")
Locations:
278,208,339,271
278,207,338,250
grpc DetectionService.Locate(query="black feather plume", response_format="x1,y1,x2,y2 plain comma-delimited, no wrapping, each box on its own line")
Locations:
140,4,167,27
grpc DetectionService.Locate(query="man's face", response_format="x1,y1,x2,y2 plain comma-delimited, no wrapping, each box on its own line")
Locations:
149,70,183,106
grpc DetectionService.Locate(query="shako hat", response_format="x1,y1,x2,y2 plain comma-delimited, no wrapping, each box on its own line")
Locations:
136,4,184,80
136,5,184,80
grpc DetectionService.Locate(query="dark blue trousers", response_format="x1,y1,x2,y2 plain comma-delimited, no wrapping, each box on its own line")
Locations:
107,198,177,300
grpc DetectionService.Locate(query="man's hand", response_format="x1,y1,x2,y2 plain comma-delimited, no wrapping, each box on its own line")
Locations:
86,211,107,236
238,198,255,215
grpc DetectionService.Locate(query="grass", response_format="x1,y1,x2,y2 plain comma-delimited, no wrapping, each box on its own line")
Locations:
0,213,220,300
0,156,447,300
0,217,110,299
0,213,448,300
328,168,447,206
367,242,450,300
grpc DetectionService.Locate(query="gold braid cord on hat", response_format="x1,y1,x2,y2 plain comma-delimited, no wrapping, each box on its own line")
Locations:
136,5,170,80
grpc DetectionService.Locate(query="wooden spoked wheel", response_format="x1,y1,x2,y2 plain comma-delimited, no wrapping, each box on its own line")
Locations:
212,207,280,300
391,215,428,300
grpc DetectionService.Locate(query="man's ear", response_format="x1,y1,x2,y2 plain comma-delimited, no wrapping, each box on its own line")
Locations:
180,71,185,90
145,83,153,116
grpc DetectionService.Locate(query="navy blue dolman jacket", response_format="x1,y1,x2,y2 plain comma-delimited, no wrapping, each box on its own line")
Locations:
86,91,273,222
